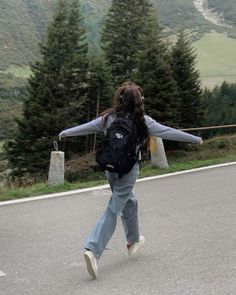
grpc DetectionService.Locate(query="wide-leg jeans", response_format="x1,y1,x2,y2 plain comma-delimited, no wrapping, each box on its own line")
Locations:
84,163,140,259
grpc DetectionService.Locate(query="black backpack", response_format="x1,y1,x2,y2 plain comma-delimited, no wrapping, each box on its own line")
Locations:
96,114,139,174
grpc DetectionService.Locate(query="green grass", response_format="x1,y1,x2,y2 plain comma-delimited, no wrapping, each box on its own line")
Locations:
0,179,107,202
139,154,236,178
1,65,32,79
1,154,236,202
194,32,236,87
0,141,4,152
2,131,236,202
1,135,236,202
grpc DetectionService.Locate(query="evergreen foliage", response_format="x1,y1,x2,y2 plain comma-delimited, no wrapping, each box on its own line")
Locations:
5,0,89,176
101,0,157,84
88,57,113,118
170,30,203,128
202,81,236,137
102,0,181,127
133,28,179,126
135,52,180,126
0,99,22,140
86,56,114,151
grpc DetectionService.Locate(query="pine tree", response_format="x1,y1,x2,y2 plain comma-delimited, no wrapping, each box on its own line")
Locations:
133,27,180,126
5,0,88,176
63,0,89,122
101,0,157,85
88,57,114,118
102,0,179,126
86,56,114,151
170,30,203,128
202,82,236,137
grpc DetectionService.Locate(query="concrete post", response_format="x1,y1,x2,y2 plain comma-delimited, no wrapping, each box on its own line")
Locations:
48,151,65,186
150,136,169,168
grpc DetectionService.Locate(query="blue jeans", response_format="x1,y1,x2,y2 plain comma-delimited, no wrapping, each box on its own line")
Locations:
84,163,140,259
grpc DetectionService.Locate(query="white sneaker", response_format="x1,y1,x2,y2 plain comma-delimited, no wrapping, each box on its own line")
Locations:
127,235,146,256
84,250,98,279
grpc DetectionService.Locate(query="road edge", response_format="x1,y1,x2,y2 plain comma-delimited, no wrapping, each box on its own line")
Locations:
1,161,236,206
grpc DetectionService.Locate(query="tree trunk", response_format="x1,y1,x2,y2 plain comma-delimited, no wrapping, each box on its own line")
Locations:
93,88,100,151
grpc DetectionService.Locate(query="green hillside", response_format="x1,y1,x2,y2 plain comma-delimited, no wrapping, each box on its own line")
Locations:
1,0,235,70
194,32,236,88
0,0,53,69
0,0,236,88
0,0,110,70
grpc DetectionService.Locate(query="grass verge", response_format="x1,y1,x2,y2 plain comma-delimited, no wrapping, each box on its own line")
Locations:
1,134,236,202
1,154,236,202
0,179,107,202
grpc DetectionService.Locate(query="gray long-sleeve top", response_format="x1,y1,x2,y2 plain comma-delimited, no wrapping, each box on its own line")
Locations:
59,115,202,144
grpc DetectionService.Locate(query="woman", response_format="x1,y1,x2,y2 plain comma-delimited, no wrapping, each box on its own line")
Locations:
59,82,203,279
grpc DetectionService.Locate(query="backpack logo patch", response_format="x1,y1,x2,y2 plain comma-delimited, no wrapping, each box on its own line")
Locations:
116,133,123,139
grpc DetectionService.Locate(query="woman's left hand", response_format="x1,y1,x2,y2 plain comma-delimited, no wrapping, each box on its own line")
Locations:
198,138,203,145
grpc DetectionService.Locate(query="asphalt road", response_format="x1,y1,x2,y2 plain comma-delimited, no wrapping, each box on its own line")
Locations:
0,165,236,295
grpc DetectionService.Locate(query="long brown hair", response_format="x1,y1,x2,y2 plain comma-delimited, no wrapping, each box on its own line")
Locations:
103,81,149,145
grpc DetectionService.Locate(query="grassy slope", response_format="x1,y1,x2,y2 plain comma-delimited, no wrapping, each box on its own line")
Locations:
5,31,236,88
0,0,45,69
0,0,110,69
194,32,236,87
0,65,32,79
0,2,236,88
0,0,222,70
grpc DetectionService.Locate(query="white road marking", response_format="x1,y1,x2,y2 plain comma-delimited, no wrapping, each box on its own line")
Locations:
0,184,110,206
0,161,236,206
0,270,6,277
137,161,236,183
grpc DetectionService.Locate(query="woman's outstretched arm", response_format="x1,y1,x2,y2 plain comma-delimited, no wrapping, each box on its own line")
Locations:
59,116,105,140
145,115,203,144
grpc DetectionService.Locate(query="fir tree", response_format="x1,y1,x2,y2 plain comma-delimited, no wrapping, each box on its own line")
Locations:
101,0,156,85
102,0,179,126
5,0,88,176
170,30,203,128
63,0,89,121
202,82,236,137
86,56,114,151
88,56,113,118
133,29,180,126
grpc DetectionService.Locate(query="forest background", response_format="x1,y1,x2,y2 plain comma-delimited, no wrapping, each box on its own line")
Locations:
1,0,236,189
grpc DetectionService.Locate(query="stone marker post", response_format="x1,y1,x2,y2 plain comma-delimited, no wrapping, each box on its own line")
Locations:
150,136,169,168
48,142,65,186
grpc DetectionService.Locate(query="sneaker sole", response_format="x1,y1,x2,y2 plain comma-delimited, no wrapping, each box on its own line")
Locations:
84,253,97,279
